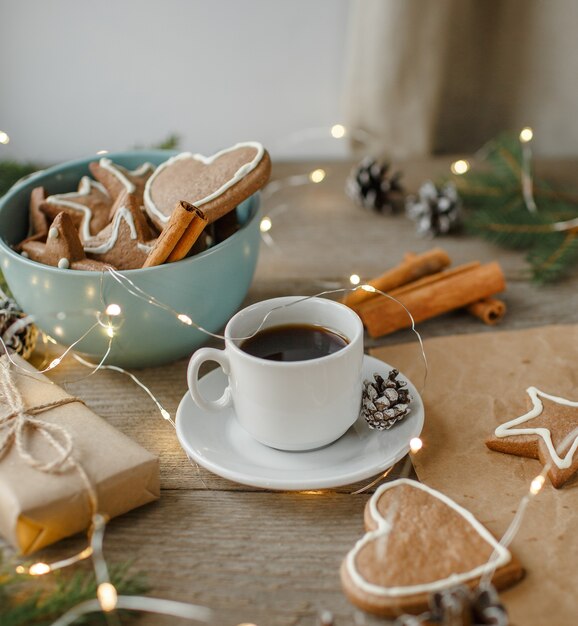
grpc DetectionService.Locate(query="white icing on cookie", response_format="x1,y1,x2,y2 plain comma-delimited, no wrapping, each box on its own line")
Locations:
45,177,109,241
58,258,70,269
345,479,511,597
495,386,578,469
99,158,155,195
83,206,153,255
144,141,265,224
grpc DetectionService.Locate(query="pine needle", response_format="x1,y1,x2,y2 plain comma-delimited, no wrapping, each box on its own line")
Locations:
449,131,578,282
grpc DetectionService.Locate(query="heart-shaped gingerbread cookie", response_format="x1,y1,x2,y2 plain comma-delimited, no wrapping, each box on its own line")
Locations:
340,479,523,617
143,142,271,230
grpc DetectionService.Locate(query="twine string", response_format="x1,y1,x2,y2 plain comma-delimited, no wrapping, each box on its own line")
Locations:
0,359,98,511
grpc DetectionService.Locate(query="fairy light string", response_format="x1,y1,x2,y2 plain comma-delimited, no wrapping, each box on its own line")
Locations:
518,126,537,214
9,122,560,623
0,121,518,623
451,126,578,235
6,272,427,618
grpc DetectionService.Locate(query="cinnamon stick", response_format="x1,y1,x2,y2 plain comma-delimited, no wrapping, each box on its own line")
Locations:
466,298,507,325
386,261,481,297
343,248,451,307
143,201,198,268
166,207,208,262
357,262,506,337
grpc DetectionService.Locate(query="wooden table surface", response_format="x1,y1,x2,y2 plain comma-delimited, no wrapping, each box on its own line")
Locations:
27,159,578,625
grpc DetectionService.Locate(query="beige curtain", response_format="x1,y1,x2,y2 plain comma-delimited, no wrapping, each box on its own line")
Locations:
343,0,578,158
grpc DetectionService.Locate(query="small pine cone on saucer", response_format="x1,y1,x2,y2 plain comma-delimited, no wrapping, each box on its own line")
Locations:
361,369,411,430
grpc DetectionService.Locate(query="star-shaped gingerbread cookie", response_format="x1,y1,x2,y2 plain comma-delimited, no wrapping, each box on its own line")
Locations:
486,387,578,488
84,192,157,269
89,157,155,211
40,176,113,241
20,212,112,271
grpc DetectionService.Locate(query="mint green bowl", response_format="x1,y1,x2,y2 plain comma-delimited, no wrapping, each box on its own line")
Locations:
0,151,261,368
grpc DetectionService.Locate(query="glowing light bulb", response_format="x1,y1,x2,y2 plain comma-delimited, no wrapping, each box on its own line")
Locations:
409,437,423,453
259,216,272,232
29,562,51,576
49,358,62,370
0,131,10,145
361,284,377,293
530,474,546,495
106,326,115,338
161,409,171,420
349,274,361,285
309,168,326,184
330,124,346,139
450,159,470,175
105,303,122,316
15,565,26,574
177,313,193,326
96,149,109,155
97,582,118,612
519,127,534,143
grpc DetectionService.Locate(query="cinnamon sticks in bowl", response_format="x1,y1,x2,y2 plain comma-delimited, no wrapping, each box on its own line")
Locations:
344,249,507,338
144,200,208,267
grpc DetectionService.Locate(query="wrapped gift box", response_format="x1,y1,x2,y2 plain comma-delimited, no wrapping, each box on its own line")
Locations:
0,353,159,554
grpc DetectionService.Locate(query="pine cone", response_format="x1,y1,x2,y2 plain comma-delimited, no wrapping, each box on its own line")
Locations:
405,180,461,236
429,584,509,626
346,157,404,213
0,294,38,360
361,369,411,430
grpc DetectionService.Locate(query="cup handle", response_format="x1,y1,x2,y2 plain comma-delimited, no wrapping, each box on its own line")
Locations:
187,347,233,411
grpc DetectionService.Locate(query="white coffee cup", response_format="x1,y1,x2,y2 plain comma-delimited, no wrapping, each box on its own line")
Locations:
187,296,364,451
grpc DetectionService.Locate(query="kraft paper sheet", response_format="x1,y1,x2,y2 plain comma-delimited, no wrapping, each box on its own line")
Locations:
372,324,578,626
0,354,160,555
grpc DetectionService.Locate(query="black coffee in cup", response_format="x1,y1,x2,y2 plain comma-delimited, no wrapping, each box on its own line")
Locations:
240,323,349,362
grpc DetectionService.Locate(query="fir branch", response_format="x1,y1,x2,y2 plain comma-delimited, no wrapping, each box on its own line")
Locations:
0,555,147,626
466,207,552,249
133,133,182,151
0,160,43,197
528,231,578,284
151,134,181,150
448,131,578,282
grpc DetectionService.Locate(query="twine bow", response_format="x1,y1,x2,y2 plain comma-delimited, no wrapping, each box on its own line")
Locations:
0,360,83,474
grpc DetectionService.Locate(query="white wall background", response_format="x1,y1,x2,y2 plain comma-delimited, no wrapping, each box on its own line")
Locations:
0,0,351,163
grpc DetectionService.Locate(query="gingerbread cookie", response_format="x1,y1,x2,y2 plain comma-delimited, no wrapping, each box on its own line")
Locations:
29,186,49,236
486,387,578,488
20,212,111,271
340,479,523,617
89,158,155,212
84,192,157,270
40,176,112,241
143,142,271,230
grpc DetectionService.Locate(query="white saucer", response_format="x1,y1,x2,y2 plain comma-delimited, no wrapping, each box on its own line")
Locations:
175,355,424,490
